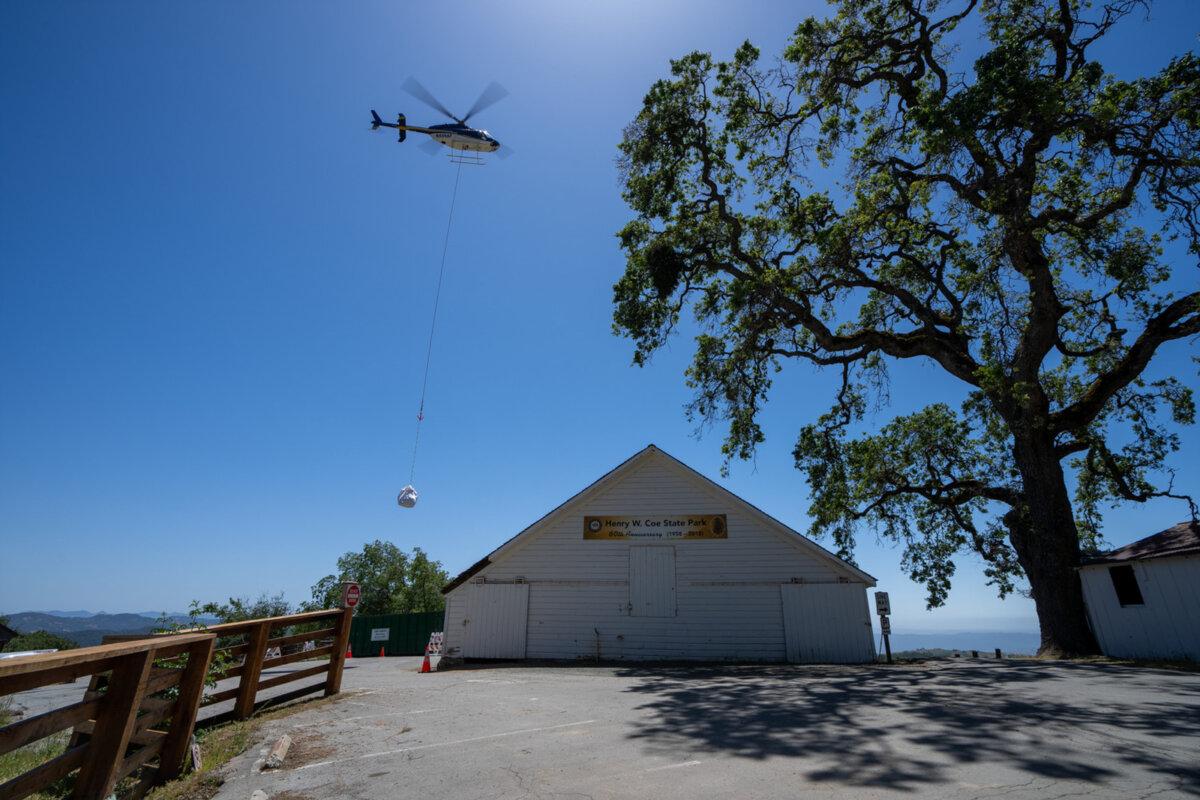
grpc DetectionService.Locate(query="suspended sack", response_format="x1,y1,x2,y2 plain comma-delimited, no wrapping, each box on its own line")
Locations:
397,485,419,509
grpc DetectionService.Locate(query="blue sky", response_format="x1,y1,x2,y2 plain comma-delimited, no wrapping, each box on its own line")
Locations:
2,1,1197,634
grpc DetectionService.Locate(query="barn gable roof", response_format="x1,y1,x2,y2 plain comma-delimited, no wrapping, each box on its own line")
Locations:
442,444,875,593
1082,520,1200,565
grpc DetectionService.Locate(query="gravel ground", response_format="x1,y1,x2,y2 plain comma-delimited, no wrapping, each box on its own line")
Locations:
207,656,1200,800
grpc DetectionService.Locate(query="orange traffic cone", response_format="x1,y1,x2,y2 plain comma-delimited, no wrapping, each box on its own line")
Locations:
419,645,432,674
345,645,352,659
379,646,386,658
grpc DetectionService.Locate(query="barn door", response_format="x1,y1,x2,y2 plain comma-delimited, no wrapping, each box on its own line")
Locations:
462,584,529,658
780,583,875,663
629,546,676,617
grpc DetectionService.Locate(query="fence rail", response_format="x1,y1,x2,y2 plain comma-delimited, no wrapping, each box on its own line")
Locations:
0,607,353,800
0,632,215,800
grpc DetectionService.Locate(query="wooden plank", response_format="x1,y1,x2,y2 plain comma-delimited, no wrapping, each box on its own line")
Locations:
0,744,87,800
72,721,166,745
216,641,252,660
157,637,215,782
233,622,271,720
68,673,108,750
126,768,159,800
143,668,184,697
0,659,119,695
256,662,329,692
214,659,249,681
262,645,334,670
150,638,214,660
325,608,354,696
0,698,100,757
0,633,214,679
138,696,176,714
132,701,175,738
116,736,165,784
70,649,155,799
175,609,343,637
268,627,337,649
203,685,241,706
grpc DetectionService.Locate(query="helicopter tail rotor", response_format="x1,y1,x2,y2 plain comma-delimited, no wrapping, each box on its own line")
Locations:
370,109,384,130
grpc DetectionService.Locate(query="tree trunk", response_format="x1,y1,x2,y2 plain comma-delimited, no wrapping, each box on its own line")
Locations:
1007,435,1101,657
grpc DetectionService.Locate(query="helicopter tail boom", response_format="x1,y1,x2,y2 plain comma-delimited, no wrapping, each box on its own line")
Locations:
370,110,408,142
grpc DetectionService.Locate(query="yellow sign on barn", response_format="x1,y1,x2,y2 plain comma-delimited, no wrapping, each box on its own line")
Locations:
583,514,728,540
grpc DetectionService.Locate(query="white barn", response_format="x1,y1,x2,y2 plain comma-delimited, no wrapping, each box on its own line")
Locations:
1079,521,1200,662
441,445,877,663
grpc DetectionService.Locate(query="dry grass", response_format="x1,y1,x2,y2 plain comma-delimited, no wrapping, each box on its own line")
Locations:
0,696,74,799
0,690,350,800
145,692,350,800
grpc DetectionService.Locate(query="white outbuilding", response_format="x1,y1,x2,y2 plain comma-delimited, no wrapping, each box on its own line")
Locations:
1079,520,1200,661
441,445,877,663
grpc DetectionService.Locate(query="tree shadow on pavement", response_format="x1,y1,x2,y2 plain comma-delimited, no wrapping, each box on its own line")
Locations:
616,661,1200,794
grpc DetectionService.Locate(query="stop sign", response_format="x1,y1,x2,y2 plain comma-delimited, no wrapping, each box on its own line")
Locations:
341,582,361,608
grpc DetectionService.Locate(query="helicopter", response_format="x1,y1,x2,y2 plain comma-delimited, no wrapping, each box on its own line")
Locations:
371,78,510,158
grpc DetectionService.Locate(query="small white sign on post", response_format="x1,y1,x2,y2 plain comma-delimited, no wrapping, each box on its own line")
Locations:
874,591,893,664
370,628,390,642
874,591,891,617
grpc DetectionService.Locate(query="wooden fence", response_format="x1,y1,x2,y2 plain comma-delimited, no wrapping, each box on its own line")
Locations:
183,607,352,728
0,607,352,800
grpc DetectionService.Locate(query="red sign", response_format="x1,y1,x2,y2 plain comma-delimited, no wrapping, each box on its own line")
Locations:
342,582,361,608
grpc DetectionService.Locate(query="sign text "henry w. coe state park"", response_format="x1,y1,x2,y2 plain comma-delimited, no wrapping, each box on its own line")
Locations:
583,514,728,540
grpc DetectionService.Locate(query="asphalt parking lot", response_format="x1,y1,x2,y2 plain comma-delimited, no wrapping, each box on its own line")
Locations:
210,656,1200,800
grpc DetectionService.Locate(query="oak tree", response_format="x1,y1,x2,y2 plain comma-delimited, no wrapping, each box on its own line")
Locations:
307,540,449,615
614,0,1199,654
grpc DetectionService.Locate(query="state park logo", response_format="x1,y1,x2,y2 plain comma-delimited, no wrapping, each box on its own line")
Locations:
583,514,729,540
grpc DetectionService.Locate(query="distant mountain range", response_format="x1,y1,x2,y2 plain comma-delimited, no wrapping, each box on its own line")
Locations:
888,631,1040,656
3,611,217,647
29,610,195,619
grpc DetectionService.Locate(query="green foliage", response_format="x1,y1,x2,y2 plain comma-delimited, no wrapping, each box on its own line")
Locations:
154,607,240,694
2,630,78,652
306,540,449,615
614,0,1200,628
190,592,292,624
0,728,71,799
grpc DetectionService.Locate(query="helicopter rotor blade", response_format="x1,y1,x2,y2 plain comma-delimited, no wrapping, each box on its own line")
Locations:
417,137,443,156
461,81,509,123
402,77,460,122
496,142,515,160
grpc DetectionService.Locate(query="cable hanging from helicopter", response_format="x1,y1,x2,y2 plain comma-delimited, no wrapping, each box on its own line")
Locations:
371,78,510,509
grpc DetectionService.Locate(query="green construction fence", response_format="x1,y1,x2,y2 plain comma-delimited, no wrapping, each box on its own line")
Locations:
348,611,444,657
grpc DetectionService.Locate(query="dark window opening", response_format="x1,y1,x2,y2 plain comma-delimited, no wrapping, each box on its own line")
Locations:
1108,565,1144,607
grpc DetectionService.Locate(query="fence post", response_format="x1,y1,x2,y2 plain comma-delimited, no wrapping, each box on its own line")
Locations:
157,636,216,782
70,649,154,799
325,607,354,696
234,621,271,720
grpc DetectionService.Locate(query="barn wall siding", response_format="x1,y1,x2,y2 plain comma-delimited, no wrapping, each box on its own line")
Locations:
443,453,874,662
1080,554,1200,661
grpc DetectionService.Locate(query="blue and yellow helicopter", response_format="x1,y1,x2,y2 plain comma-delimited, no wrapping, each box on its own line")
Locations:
372,78,510,162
